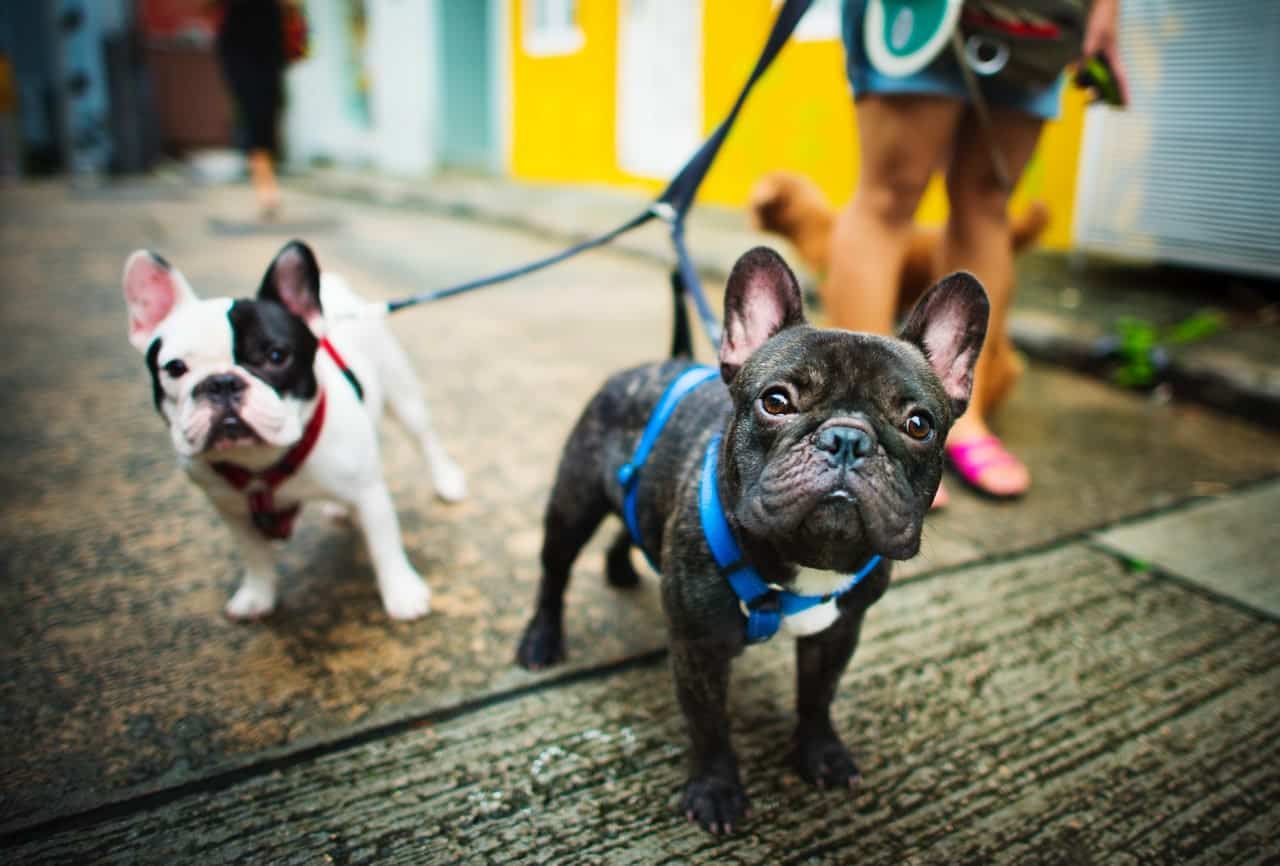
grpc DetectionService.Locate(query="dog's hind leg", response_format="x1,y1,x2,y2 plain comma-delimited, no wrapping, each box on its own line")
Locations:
605,527,641,588
516,423,611,669
378,342,467,503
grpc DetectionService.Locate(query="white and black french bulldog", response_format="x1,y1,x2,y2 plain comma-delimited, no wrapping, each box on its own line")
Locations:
516,247,988,833
122,240,467,621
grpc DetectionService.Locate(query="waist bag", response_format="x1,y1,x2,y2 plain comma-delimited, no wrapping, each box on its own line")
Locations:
864,0,1090,88
958,0,1091,88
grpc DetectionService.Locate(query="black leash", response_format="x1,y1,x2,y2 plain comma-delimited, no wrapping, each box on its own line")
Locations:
381,0,815,355
384,210,653,312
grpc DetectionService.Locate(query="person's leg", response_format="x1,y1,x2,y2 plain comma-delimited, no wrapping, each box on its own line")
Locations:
225,57,282,219
250,67,284,219
818,94,965,335
939,107,1045,496
248,149,280,218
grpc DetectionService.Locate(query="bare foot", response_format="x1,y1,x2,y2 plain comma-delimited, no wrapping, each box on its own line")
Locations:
931,481,950,510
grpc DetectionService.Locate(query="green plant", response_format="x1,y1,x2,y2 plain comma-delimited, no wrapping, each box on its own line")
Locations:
1111,309,1226,388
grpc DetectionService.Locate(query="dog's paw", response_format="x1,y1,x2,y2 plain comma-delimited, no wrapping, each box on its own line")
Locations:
681,775,750,835
225,583,277,621
792,732,861,790
515,613,564,670
379,570,432,621
431,459,468,503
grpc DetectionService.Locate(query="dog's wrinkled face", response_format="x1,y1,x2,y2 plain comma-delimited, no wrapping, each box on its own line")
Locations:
717,248,989,570
123,242,325,460
724,327,956,567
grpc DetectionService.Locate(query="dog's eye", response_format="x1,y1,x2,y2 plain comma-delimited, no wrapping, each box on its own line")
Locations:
163,359,188,378
266,348,290,366
760,387,796,416
904,414,933,441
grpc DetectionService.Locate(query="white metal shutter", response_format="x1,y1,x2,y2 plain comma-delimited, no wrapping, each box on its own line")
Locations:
1073,0,1280,278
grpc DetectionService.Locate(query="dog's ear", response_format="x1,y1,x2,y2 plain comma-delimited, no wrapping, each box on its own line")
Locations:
719,246,807,384
259,240,323,326
898,271,990,418
122,250,198,352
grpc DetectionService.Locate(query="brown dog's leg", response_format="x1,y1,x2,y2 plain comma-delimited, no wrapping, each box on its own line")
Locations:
978,335,1026,415
747,171,834,276
1011,200,1051,253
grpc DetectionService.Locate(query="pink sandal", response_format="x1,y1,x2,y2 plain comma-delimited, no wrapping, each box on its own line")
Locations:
946,436,1029,499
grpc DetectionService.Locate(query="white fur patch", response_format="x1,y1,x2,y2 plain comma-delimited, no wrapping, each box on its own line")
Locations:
155,300,236,456
778,566,850,637
792,566,852,596
780,598,840,637
177,401,217,453
239,379,303,446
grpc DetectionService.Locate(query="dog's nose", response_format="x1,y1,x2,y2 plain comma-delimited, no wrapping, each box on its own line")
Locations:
816,425,874,467
194,373,247,405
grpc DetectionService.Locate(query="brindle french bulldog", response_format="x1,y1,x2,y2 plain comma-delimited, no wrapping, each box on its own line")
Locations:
516,247,988,833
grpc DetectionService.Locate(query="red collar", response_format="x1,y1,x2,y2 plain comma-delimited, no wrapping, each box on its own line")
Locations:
320,336,363,401
211,391,327,539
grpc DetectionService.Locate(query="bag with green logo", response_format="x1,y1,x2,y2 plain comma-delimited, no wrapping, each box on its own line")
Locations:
864,0,1091,88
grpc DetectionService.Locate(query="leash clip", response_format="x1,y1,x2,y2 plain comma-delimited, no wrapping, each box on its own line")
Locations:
648,201,678,224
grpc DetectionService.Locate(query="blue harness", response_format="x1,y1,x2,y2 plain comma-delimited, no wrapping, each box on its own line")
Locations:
617,365,883,644
618,365,721,563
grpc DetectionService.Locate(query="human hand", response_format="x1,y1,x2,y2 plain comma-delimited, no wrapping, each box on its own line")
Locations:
1081,0,1130,106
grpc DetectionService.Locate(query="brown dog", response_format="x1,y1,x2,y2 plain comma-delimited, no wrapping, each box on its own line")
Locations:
748,170,1049,312
748,170,1047,417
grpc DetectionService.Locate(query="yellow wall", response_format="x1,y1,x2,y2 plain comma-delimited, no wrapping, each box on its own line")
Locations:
510,1,644,187
511,0,1087,249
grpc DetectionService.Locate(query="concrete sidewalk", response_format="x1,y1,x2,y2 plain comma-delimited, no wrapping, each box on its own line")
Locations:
0,177,1276,864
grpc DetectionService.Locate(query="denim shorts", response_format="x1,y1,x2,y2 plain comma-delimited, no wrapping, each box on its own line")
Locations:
841,0,1064,120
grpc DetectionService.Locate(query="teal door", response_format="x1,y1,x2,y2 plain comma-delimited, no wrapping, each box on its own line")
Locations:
439,0,494,171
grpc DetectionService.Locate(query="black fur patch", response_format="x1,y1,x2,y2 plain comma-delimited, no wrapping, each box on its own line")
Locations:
258,240,323,321
227,300,319,400
145,337,165,412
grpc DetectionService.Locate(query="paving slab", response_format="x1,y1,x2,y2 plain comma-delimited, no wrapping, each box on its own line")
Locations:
913,364,1280,571
9,544,1279,865
1092,479,1280,618
1,180,1278,837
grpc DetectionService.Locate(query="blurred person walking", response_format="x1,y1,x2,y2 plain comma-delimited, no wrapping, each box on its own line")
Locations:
213,0,293,219
822,0,1128,503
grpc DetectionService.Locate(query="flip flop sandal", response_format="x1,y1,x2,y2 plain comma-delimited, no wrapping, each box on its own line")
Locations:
946,436,1028,499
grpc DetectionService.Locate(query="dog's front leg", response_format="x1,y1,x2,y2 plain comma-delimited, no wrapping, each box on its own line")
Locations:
671,637,748,834
351,482,430,620
220,513,281,620
792,608,866,788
